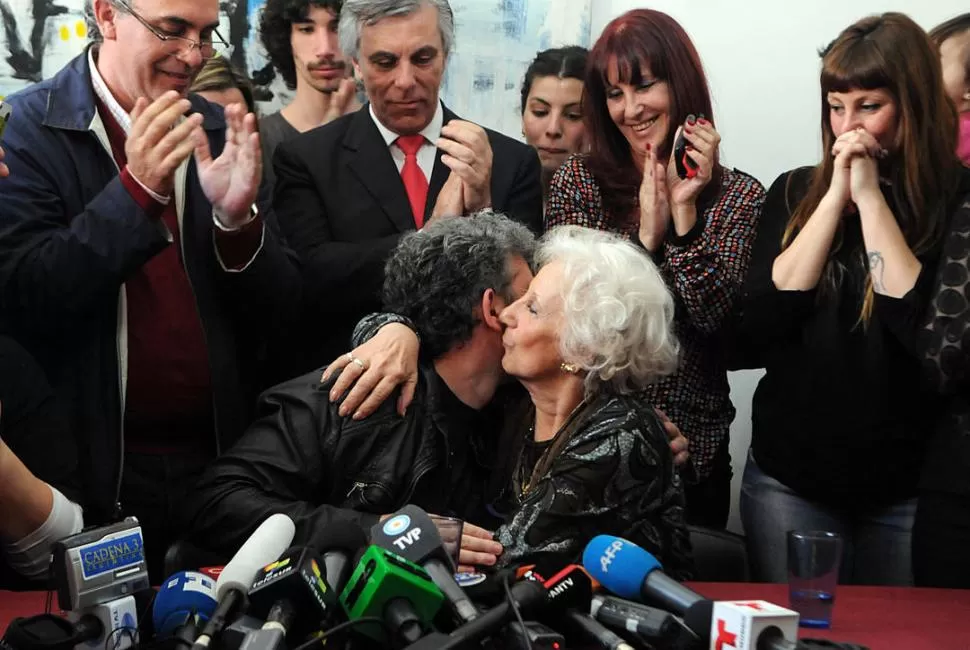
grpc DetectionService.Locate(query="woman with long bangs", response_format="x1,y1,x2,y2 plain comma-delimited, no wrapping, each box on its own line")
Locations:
545,9,766,529
735,13,968,585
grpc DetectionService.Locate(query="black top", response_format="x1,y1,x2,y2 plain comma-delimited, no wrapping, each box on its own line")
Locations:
258,111,300,191
734,168,940,508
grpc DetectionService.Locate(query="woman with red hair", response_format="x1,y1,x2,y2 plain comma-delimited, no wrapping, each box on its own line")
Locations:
545,9,765,528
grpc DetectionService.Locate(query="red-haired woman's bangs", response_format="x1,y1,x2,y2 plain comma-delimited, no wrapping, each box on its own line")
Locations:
589,13,670,87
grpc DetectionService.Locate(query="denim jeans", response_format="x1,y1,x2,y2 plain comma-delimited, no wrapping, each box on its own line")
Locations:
740,450,915,585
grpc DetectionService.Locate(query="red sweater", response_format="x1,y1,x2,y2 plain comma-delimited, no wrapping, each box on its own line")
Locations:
97,101,260,453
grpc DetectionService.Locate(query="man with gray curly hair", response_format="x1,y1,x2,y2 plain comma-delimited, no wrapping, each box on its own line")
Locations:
186,210,533,565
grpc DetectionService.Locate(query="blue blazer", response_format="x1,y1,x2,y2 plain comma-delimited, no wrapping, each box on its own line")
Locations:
0,48,302,522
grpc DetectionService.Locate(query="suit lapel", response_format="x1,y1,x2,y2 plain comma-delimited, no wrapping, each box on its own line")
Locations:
344,108,416,233
424,106,456,222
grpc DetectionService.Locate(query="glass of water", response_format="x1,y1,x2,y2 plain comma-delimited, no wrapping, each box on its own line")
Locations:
787,530,842,628
428,514,464,568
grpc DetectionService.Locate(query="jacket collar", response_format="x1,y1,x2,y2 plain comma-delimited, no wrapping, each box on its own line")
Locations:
43,46,224,134
342,103,459,230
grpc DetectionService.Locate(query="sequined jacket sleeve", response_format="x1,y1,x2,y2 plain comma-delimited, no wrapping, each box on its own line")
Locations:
663,169,765,334
919,188,970,394
494,393,694,580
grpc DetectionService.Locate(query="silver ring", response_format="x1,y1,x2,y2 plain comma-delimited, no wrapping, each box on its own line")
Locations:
346,352,355,363
351,356,366,370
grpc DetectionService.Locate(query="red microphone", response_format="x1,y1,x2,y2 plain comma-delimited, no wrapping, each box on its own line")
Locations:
538,564,635,650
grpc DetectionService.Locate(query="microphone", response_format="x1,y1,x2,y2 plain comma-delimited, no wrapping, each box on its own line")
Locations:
401,578,549,650
339,545,444,647
242,546,340,650
538,565,634,650
590,595,684,646
316,521,368,593
370,505,478,623
499,621,565,650
191,513,296,650
709,601,800,650
583,535,713,641
152,571,218,646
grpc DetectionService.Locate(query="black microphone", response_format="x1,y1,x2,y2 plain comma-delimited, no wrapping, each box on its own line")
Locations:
590,594,685,646
401,579,549,650
242,546,340,650
499,621,565,650
537,564,635,650
317,521,368,593
370,505,478,623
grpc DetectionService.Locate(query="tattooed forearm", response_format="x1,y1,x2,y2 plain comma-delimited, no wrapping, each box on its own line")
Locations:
868,251,886,293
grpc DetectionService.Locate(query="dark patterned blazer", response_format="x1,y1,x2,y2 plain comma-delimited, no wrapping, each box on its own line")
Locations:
917,169,970,496
492,391,695,579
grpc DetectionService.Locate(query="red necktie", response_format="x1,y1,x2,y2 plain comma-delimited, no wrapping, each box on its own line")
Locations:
396,134,428,228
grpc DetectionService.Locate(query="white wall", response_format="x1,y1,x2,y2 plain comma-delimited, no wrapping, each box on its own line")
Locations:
590,0,967,533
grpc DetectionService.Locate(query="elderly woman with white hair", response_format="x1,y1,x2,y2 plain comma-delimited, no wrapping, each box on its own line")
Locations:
488,225,693,573
325,224,693,573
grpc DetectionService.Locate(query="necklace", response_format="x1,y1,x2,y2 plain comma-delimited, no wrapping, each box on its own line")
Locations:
517,398,589,498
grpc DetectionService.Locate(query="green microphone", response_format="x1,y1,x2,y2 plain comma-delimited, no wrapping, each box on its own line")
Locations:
339,545,444,647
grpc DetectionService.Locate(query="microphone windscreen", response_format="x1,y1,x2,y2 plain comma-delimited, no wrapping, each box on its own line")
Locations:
314,521,368,554
216,513,296,597
582,535,662,600
152,572,218,636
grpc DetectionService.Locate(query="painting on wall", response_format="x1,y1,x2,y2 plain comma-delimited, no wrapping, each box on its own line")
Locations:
0,0,591,139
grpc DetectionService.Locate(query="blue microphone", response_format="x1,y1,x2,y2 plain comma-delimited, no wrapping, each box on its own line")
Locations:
582,535,712,641
153,571,219,642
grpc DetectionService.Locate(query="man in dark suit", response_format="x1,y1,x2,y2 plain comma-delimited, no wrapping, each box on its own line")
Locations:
272,0,543,372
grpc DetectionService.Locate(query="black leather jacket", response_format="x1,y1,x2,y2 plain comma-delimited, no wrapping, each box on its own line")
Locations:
184,366,514,555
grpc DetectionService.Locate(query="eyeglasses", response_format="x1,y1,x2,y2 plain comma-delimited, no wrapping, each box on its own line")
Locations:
116,0,227,60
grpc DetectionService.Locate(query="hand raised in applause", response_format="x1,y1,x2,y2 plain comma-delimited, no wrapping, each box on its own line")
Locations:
126,91,204,197
437,120,493,212
194,102,263,227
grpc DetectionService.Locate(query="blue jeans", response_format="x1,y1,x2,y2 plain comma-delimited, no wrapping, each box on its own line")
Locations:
740,450,915,585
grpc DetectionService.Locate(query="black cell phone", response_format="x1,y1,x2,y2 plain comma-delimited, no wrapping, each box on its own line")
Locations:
674,113,702,180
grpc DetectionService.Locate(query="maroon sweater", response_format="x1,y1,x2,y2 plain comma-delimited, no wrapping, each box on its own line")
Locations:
97,100,261,453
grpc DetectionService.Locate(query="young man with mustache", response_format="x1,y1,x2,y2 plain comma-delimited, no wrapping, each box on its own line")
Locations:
258,0,361,189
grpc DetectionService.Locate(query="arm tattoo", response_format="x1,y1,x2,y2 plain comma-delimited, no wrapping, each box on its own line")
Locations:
868,251,886,293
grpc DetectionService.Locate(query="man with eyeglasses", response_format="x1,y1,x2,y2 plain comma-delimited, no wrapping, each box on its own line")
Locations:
0,0,301,580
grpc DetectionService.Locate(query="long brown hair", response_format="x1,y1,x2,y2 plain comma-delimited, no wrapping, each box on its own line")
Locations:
584,9,722,224
782,13,961,322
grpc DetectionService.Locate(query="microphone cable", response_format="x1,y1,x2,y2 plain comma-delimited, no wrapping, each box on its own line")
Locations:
288,617,388,650
503,571,531,650
799,640,869,650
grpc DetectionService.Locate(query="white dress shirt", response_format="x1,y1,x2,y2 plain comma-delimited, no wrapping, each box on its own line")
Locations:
369,101,444,182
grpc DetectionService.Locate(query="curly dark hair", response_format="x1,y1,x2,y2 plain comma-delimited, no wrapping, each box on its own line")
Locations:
259,0,343,90
383,211,536,360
